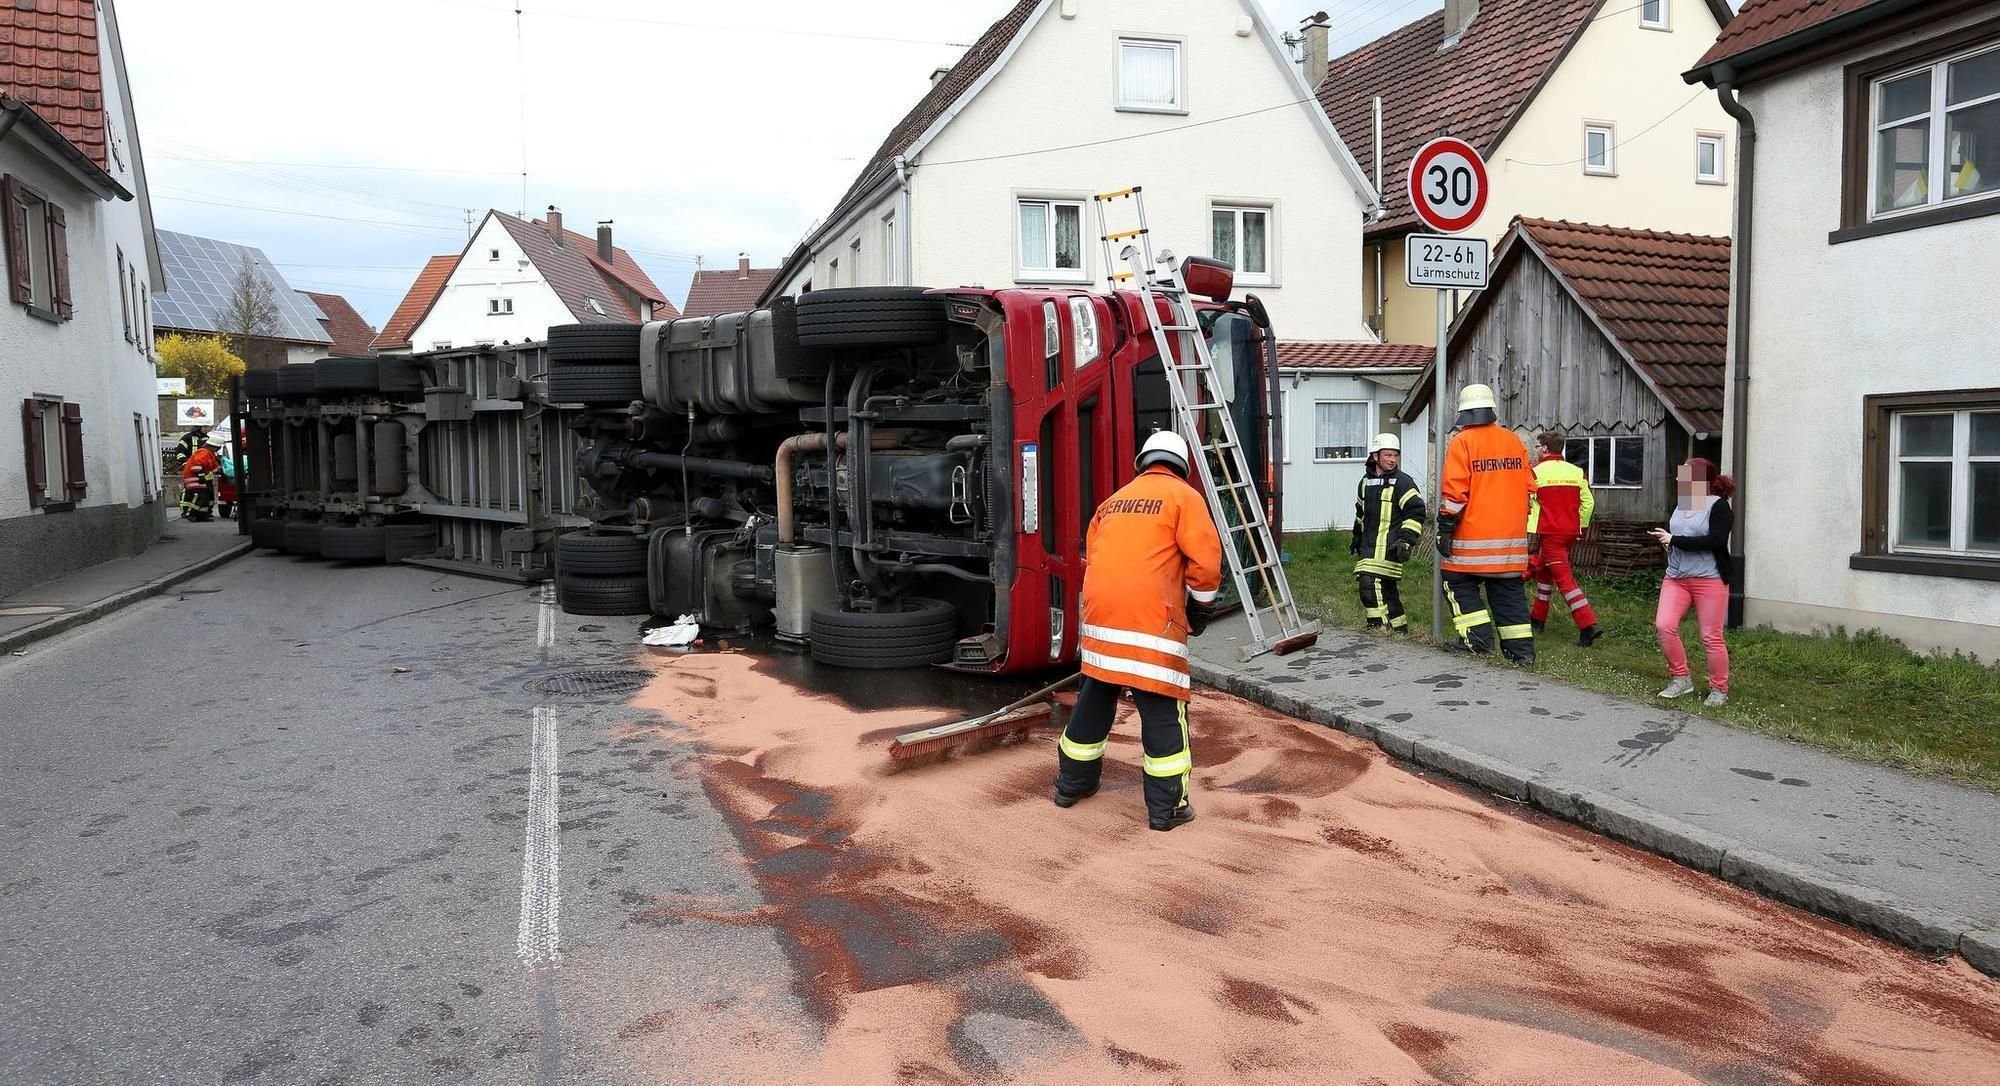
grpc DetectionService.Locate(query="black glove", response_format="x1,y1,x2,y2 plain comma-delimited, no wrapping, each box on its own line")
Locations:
1187,598,1214,637
1528,535,1542,555
1435,515,1458,559
1387,540,1412,564
1349,533,1364,557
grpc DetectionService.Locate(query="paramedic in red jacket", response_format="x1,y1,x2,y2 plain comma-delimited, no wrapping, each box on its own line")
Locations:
1528,431,1602,646
1053,430,1224,833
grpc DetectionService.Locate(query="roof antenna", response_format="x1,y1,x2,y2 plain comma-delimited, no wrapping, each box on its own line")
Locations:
515,2,529,218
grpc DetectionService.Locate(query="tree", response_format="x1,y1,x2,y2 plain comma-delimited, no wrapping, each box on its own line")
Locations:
223,256,281,347
155,332,246,397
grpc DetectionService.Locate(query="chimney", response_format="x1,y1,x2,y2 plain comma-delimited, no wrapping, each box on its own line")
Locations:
929,66,952,87
546,205,563,243
1442,0,1479,45
1302,11,1330,88
597,220,614,263
737,253,751,280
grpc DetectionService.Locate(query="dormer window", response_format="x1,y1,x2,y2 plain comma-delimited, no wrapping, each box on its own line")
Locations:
1117,38,1184,114
586,298,606,316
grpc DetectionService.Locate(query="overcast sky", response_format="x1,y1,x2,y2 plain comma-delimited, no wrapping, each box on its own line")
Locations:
121,1,1442,324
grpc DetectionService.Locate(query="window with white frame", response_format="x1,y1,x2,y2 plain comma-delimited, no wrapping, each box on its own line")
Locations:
849,236,862,280
489,248,501,261
118,248,131,341
828,257,840,287
1313,401,1368,461
488,298,513,315
1584,124,1616,175
882,211,897,285
1869,40,2000,218
1210,204,1272,283
1117,38,1183,113
1639,0,1669,30
1017,198,1085,280
1565,435,1644,487
1696,132,1726,184
1890,408,2000,555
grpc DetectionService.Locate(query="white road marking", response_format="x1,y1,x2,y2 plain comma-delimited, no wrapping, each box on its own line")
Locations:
536,583,555,653
516,706,561,968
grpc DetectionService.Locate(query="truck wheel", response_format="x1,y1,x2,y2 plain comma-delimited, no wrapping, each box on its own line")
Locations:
282,521,324,557
809,597,959,669
243,369,280,399
795,288,947,349
385,523,437,561
556,573,651,616
548,363,643,404
315,357,380,393
277,366,318,400
548,323,644,363
376,358,427,395
321,525,387,562
250,518,286,550
556,531,648,576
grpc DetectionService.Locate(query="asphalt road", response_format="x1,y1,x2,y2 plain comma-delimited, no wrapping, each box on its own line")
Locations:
0,552,795,1085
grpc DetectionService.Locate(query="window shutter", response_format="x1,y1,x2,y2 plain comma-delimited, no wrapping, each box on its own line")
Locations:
60,402,86,500
47,203,71,320
21,398,47,508
3,176,29,306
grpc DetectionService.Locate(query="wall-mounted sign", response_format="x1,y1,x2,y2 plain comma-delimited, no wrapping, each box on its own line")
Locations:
156,377,188,396
175,399,217,427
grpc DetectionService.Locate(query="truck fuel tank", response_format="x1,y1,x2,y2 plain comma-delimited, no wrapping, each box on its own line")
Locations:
640,306,820,416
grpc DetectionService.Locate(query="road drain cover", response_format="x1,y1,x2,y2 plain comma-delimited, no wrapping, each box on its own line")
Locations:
523,667,651,697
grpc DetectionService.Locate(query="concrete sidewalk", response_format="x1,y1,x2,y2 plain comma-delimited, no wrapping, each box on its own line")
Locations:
1190,613,2000,978
0,518,251,655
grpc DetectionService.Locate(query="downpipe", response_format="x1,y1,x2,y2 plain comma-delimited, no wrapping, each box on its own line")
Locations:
1716,80,1756,629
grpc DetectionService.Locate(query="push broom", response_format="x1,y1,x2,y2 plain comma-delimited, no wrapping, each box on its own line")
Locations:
886,672,1082,770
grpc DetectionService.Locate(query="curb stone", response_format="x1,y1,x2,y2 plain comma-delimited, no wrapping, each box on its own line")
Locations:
0,542,253,657
1192,657,2000,979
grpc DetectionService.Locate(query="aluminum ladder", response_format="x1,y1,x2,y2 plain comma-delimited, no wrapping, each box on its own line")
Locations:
1091,187,1319,661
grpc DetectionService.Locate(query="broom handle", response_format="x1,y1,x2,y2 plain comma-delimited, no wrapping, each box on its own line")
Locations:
975,671,1081,724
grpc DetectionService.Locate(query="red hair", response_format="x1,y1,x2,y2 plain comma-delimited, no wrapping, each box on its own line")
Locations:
1686,457,1737,499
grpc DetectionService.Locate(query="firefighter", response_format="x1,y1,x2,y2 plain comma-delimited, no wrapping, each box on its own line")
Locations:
1054,430,1224,832
1528,431,1602,646
1436,384,1537,665
1351,432,1426,632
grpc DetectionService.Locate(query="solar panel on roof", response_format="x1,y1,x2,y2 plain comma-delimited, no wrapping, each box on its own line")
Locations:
153,230,332,344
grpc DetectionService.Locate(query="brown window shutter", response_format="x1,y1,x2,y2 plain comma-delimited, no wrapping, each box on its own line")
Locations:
3,176,29,306
20,398,47,508
60,402,86,500
47,203,71,320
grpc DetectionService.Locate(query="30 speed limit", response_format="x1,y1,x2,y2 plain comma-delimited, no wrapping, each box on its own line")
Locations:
1407,137,1489,235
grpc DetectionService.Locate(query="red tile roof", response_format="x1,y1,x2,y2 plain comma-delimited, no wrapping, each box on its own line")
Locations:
371,255,456,351
682,264,779,318
300,291,379,357
1418,219,1730,432
501,213,679,324
1318,0,1599,237
1278,342,1434,370
1692,0,1888,72
0,0,108,170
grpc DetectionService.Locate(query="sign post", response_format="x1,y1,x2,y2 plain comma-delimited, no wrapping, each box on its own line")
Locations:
1405,137,1490,642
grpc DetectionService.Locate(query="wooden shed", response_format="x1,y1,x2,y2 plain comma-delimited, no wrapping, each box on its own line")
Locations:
1401,219,1729,565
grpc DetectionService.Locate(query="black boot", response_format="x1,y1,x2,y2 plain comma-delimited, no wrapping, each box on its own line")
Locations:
1052,782,1099,808
1148,804,1196,832
1578,624,1603,648
1531,619,1546,635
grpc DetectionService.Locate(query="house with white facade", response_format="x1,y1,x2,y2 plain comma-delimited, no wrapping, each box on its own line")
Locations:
765,0,1411,530
372,208,674,354
0,0,166,598
1685,0,2000,659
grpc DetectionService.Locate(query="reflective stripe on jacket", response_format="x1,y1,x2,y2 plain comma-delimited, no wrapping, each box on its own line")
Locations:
1527,454,1593,537
1078,466,1224,701
1439,423,1535,576
1353,468,1426,579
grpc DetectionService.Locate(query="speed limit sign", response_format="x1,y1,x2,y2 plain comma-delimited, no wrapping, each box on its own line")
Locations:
1408,137,1489,234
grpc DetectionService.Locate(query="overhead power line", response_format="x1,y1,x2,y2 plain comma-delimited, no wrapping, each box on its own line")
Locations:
409,0,975,48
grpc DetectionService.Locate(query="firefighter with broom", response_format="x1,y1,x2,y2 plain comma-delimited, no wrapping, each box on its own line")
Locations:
1052,430,1224,832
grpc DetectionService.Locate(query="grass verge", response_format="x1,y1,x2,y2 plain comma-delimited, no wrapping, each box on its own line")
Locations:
1282,531,2000,791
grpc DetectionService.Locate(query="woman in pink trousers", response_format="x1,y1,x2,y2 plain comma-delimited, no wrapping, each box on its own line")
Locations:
1649,458,1736,707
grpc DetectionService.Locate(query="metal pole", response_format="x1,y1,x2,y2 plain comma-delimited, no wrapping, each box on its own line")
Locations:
1432,289,1447,642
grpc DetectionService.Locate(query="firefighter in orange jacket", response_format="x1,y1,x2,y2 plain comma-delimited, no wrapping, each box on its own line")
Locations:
1054,430,1223,832
1437,384,1538,664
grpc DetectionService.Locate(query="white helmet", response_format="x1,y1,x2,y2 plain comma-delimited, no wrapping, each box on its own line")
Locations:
205,432,229,449
1457,383,1498,412
1135,430,1191,476
1369,432,1400,455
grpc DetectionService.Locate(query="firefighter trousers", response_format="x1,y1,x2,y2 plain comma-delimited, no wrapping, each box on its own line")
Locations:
1055,677,1192,821
1356,570,1409,630
1443,570,1536,665
1530,535,1598,630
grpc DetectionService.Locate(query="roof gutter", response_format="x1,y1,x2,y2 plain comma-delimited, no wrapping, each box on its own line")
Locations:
1684,0,1943,86
0,97,131,201
1715,79,1755,629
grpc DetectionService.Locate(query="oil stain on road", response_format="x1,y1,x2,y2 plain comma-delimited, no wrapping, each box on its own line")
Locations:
611,650,2000,1084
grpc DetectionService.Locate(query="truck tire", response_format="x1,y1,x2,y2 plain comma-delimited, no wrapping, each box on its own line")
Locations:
809,597,959,669
315,356,379,393
548,323,643,363
548,363,642,404
277,365,317,400
377,358,427,395
795,288,947,349
556,531,647,576
321,525,387,562
250,518,286,550
556,572,651,616
243,369,280,399
385,523,437,562
282,521,324,557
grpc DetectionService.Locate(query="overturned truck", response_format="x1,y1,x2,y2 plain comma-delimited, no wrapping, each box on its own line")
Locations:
557,265,1280,673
